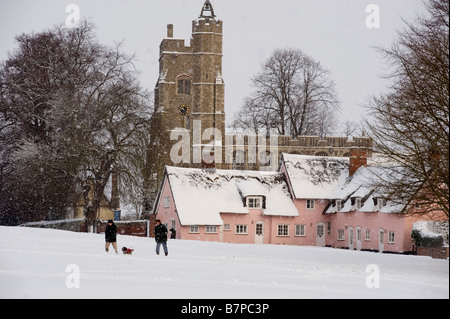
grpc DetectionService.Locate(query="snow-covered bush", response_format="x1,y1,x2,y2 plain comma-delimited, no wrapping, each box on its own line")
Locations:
412,221,447,247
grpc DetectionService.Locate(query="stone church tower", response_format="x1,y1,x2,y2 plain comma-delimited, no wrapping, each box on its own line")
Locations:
152,0,225,171
145,1,373,212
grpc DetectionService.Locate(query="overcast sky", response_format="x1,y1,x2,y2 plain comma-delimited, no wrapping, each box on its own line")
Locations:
0,0,427,132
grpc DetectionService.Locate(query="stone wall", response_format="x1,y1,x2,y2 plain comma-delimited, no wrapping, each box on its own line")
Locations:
23,218,156,238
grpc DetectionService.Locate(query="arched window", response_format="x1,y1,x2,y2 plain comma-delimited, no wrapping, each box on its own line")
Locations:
177,76,191,95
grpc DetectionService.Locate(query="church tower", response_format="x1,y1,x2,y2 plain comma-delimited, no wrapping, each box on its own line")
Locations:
152,0,225,172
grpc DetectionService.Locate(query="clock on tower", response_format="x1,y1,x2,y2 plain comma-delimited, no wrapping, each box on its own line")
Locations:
178,104,190,116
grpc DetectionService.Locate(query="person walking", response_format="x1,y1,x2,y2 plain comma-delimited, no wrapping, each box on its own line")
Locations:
105,220,118,254
155,219,168,256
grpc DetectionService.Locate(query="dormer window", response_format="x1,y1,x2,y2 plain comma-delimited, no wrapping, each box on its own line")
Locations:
336,200,343,211
355,197,362,210
378,198,386,209
350,197,362,211
373,197,386,210
247,196,262,209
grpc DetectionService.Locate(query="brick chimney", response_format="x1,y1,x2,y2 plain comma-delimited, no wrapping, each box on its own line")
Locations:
349,148,367,177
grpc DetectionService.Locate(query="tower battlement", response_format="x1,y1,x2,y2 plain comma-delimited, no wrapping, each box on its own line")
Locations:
193,18,223,33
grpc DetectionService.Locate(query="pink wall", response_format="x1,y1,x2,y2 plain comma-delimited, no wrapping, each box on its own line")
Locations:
220,211,300,245
155,178,182,240
327,210,408,252
180,226,221,242
327,208,448,253
292,199,331,246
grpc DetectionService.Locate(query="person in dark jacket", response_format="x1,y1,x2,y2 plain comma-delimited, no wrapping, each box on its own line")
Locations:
105,220,118,254
155,219,168,256
170,227,176,239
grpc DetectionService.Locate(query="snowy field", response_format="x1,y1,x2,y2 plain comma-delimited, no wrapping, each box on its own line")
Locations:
0,226,448,299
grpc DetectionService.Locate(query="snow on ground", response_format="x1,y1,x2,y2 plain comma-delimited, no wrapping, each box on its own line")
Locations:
0,226,448,299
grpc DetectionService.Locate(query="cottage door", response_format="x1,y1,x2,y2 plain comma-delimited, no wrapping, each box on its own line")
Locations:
348,227,354,250
255,222,264,244
316,223,325,247
356,227,362,251
378,229,385,253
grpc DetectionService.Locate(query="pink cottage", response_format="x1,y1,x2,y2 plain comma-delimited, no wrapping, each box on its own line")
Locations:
153,166,300,245
153,153,448,254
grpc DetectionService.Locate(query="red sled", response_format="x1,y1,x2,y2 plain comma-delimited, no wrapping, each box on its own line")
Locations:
122,247,134,255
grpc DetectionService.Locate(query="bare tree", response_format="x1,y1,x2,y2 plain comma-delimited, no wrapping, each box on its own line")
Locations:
341,120,361,137
232,97,276,135
0,21,152,226
234,48,340,138
364,0,449,217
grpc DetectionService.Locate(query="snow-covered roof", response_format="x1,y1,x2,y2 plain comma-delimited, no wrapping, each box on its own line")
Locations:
281,153,406,214
325,165,405,214
164,166,298,226
282,153,349,199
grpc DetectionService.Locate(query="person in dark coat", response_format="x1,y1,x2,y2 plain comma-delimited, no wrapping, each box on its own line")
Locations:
155,219,168,256
105,220,118,254
170,227,176,239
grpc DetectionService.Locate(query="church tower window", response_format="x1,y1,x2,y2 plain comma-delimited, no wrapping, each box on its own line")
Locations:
177,77,191,95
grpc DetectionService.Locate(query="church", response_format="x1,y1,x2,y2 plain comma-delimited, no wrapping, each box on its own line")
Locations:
150,2,448,256
148,1,373,194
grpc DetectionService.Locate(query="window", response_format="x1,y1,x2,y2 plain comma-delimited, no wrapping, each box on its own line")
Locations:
316,224,325,238
388,231,395,244
277,224,289,237
247,197,262,209
205,226,217,234
338,229,345,241
306,199,315,210
336,200,343,211
177,78,191,94
378,198,386,210
236,225,248,234
223,224,231,231
189,225,199,233
295,224,305,237
355,198,362,210
163,196,170,208
357,228,362,241
256,224,263,236
365,229,371,241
